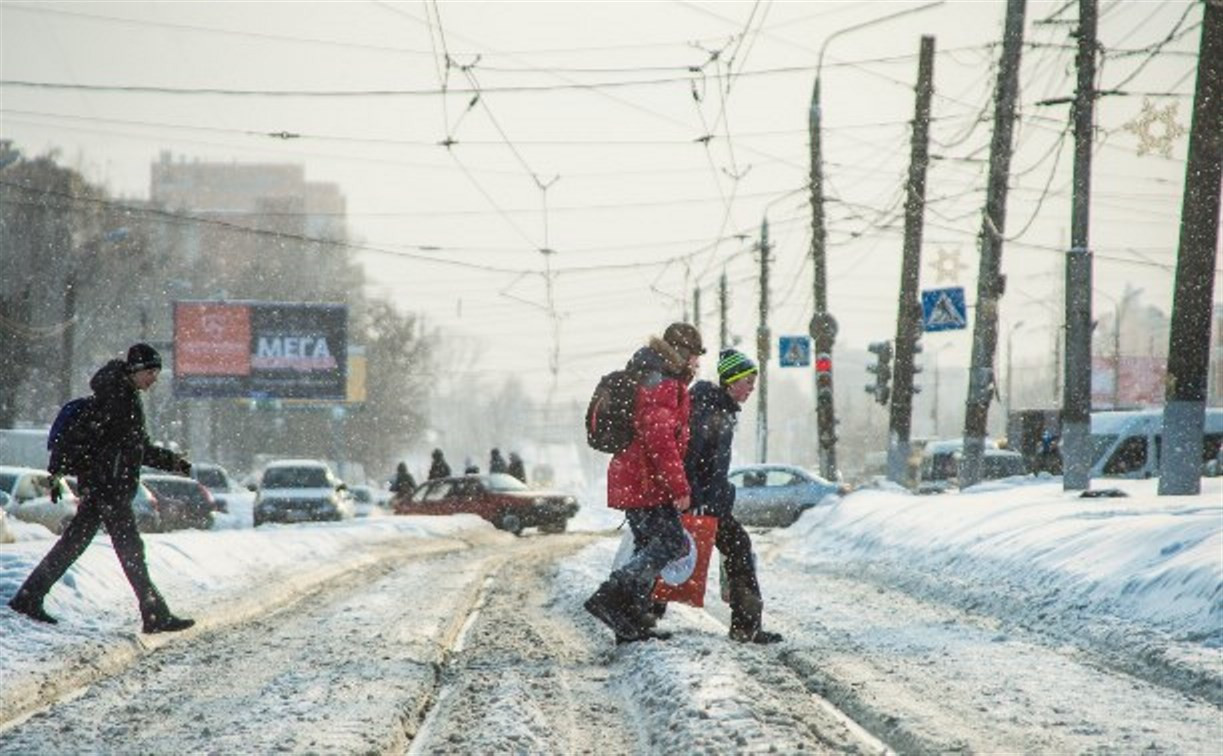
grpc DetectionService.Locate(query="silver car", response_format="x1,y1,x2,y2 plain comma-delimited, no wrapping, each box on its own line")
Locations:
728,463,842,527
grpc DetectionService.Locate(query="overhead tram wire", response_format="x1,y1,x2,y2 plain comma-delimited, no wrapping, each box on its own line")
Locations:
3,180,794,277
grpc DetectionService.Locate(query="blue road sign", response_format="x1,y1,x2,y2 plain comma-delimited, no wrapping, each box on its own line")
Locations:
779,335,811,367
921,287,968,332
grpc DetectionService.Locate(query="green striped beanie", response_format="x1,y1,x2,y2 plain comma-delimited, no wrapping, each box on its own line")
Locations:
717,349,758,386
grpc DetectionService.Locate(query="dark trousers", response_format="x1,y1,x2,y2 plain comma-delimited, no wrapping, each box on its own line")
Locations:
613,504,688,611
13,488,169,620
715,514,764,635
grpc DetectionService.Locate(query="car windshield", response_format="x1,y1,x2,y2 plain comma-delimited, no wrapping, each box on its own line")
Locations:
144,479,208,503
486,473,529,492
262,467,330,488
0,473,17,494
194,468,228,489
1090,435,1118,466
351,488,372,503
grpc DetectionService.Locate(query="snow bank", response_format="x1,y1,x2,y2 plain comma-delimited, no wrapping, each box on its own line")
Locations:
777,477,1222,644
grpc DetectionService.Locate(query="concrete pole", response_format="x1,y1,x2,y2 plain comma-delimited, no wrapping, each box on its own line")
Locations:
1160,0,1222,495
1062,0,1098,491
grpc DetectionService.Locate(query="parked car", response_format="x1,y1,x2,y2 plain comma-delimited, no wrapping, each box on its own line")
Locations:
130,481,163,533
254,459,355,526
727,464,842,527
917,441,1028,493
141,473,215,530
190,462,246,513
347,484,385,517
0,495,14,543
393,473,578,535
1088,408,1223,479
0,465,77,534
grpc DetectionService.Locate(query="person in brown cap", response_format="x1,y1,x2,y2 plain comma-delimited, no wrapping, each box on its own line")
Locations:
584,322,705,643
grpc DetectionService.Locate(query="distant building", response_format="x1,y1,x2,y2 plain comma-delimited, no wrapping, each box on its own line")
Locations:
148,151,353,300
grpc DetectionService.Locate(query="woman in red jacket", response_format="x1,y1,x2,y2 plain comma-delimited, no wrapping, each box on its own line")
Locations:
585,323,704,643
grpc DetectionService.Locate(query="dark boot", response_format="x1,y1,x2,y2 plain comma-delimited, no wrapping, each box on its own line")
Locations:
584,580,648,641
8,591,57,625
141,594,194,634
616,628,672,645
729,627,783,644
142,613,195,634
727,576,764,641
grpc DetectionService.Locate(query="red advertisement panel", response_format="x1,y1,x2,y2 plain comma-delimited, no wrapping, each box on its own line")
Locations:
175,303,252,376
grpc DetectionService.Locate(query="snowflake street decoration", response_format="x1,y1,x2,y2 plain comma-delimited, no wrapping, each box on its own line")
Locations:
928,247,968,285
1122,99,1186,158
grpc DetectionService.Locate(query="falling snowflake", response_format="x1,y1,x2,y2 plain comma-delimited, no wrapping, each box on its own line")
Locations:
1122,99,1186,158
928,247,968,285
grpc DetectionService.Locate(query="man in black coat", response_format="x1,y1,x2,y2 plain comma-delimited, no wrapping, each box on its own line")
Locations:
7,344,195,633
684,349,782,644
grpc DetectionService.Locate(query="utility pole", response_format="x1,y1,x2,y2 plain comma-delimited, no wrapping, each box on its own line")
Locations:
1160,0,1222,495
757,218,771,463
887,35,936,486
960,0,1027,487
808,72,838,479
719,271,729,351
693,286,701,331
1062,0,1098,491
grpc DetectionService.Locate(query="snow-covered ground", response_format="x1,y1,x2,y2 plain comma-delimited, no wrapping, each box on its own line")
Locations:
1,474,1219,749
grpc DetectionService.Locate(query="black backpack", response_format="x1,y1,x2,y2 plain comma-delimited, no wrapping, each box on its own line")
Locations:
585,370,640,454
47,396,95,475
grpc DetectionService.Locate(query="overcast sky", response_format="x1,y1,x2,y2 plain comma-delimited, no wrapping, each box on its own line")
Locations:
1,0,1210,407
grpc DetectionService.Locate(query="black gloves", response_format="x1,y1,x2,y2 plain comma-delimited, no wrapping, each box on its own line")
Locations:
175,458,192,476
49,476,62,504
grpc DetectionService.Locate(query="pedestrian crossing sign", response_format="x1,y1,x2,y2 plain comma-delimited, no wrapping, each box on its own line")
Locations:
921,287,968,332
779,336,811,367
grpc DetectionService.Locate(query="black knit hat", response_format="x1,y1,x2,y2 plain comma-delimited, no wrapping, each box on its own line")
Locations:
126,343,163,373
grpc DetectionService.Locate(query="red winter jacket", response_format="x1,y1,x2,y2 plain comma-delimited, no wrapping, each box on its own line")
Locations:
607,340,693,510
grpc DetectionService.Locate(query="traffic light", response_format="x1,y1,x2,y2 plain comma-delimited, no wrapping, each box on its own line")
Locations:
815,351,833,398
865,340,893,406
911,337,923,394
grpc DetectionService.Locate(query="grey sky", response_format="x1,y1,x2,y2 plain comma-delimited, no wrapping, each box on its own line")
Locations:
0,0,1208,407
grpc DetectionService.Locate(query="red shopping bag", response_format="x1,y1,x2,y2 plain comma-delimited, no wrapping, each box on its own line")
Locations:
651,514,719,608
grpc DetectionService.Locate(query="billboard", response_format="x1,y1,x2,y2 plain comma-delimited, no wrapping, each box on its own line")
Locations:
174,301,347,399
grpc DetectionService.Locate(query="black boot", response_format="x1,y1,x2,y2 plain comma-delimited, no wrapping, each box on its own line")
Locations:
729,627,783,644
584,580,648,641
8,592,57,625
143,614,195,634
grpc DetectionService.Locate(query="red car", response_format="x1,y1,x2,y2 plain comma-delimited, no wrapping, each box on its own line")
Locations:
393,473,578,535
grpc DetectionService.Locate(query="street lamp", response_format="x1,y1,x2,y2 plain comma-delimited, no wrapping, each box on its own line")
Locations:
808,0,943,480
61,227,130,403
931,341,954,437
1005,320,1026,420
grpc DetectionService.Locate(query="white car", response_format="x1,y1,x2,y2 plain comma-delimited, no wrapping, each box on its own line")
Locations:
0,465,77,534
254,459,355,527
0,495,14,544
191,462,254,514
347,484,386,518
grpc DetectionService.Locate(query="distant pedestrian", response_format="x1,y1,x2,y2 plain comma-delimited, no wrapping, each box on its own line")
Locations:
489,448,508,475
428,448,451,480
390,461,416,497
7,344,195,633
685,349,781,644
507,452,527,484
584,322,704,644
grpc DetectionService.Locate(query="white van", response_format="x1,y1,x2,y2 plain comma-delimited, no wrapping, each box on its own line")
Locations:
1089,408,1223,479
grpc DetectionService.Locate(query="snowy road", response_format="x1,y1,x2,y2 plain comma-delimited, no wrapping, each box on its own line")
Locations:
3,519,1219,754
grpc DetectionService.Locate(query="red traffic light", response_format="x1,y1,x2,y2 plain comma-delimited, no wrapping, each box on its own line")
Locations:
815,353,832,373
